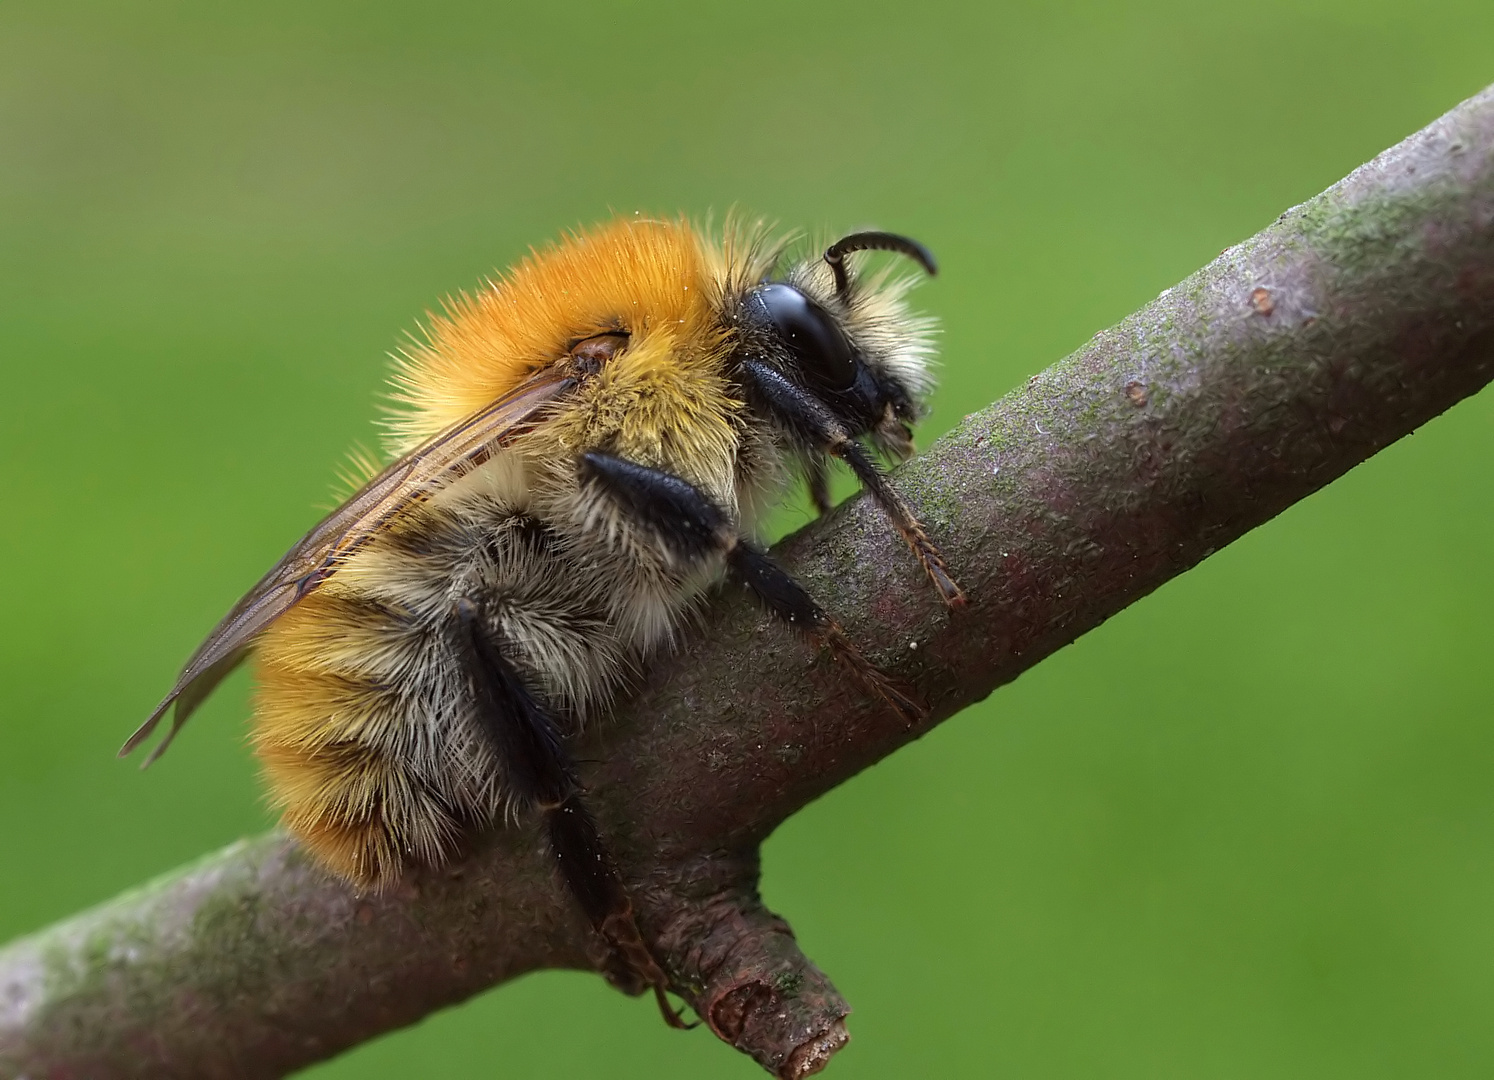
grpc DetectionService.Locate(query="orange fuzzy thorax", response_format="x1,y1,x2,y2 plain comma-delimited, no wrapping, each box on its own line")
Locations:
386,217,717,454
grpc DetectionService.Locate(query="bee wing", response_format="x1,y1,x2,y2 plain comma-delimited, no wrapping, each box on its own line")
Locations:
122,369,575,766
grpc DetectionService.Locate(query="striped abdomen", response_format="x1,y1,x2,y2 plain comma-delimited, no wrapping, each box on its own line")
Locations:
251,496,677,885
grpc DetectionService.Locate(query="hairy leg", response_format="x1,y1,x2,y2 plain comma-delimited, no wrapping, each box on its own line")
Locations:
581,452,924,723
736,359,965,606
449,596,688,1026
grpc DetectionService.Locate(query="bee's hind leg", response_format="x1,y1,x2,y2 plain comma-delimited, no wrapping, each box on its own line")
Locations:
449,597,691,1028
579,452,926,725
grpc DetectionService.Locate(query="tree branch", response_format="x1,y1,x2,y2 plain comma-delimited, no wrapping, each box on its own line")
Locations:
5,84,1494,1080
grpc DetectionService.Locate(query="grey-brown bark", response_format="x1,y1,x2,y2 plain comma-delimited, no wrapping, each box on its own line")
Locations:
4,84,1494,1080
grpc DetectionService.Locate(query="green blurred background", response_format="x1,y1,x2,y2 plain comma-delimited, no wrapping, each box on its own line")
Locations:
3,1,1493,1076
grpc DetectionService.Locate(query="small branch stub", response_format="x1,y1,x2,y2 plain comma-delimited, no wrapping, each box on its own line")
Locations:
645,862,850,1077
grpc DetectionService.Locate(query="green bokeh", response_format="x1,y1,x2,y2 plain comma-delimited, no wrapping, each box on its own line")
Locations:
3,2,1493,1076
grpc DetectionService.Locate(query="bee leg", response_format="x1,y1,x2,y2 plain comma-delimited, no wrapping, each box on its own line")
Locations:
737,359,966,607
450,598,691,1028
723,541,926,724
580,452,925,724
805,454,833,518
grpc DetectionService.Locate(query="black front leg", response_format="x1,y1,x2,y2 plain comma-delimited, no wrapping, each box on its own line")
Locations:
579,451,733,563
580,452,924,723
449,598,687,1027
736,359,965,606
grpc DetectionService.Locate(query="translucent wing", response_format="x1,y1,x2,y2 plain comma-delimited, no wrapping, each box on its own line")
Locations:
122,369,575,766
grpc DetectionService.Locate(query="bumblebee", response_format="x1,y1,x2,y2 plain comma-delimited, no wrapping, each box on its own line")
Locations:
123,216,963,1017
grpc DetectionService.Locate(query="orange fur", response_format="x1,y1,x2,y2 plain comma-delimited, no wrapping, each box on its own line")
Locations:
386,217,717,453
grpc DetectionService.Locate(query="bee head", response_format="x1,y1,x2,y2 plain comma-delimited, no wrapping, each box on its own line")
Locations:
734,231,938,459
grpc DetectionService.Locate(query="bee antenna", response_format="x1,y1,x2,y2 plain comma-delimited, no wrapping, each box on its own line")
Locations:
823,231,938,297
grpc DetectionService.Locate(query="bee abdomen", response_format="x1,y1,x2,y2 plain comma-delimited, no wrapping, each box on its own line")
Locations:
254,589,476,887
258,733,461,885
250,496,702,887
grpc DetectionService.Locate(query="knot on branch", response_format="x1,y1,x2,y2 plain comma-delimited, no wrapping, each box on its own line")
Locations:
639,852,850,1078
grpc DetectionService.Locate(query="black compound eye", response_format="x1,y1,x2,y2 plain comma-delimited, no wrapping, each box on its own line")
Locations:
744,283,857,391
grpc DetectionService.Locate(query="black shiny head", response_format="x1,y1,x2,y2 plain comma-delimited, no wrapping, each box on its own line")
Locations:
733,228,937,443
742,283,857,392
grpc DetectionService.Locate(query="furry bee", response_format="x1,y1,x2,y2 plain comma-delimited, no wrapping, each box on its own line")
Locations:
123,216,963,1018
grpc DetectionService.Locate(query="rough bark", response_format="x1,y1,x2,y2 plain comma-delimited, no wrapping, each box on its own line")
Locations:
4,84,1494,1080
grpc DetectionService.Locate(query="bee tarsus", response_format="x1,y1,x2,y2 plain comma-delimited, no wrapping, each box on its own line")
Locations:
725,543,928,725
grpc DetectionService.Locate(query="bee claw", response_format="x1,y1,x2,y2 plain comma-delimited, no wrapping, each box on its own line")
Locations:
599,909,696,1029
820,623,928,726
